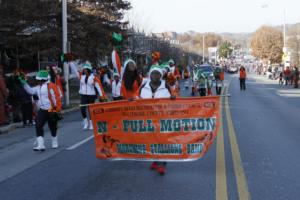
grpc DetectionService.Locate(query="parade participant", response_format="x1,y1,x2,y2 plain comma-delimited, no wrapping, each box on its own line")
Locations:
0,64,8,125
47,65,64,99
168,59,175,74
18,70,62,151
197,73,207,96
183,66,190,79
279,71,284,85
239,66,247,91
151,51,161,65
120,59,142,99
111,72,122,100
214,66,224,95
139,65,174,175
70,62,106,130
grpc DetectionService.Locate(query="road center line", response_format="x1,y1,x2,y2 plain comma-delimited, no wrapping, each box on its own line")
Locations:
216,86,228,200
225,85,251,200
66,135,94,150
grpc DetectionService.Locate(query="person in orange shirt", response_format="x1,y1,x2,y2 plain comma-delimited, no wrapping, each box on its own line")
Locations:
121,59,142,99
239,66,247,91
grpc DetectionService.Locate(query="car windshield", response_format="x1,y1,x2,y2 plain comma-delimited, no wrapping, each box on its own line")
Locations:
199,65,213,72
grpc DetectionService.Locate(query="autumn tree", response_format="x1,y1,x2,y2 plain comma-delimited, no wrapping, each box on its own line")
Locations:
250,26,283,64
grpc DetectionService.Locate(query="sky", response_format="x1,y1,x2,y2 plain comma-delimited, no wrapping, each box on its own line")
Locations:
126,0,300,34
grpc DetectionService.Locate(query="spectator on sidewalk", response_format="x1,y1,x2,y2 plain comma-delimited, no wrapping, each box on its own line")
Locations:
0,64,9,125
294,67,299,88
284,67,291,85
16,74,33,126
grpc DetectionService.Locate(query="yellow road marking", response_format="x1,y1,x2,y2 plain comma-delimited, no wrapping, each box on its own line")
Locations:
216,87,228,200
224,86,251,200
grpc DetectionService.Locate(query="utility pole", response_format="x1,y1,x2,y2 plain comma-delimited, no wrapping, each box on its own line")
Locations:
202,34,205,63
283,8,287,48
62,0,69,105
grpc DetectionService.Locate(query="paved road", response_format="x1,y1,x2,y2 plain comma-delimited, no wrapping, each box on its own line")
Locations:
0,74,300,200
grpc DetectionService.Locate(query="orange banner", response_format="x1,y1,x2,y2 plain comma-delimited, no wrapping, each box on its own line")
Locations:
89,97,220,161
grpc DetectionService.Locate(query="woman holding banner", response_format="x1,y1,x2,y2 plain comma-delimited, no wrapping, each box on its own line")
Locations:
139,65,174,175
120,59,142,99
69,62,106,130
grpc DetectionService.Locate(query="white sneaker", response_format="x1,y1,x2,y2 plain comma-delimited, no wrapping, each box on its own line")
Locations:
83,118,88,130
89,120,93,130
33,136,45,151
51,136,58,149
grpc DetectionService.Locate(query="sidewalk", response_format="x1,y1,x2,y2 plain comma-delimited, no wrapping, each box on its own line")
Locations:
248,73,300,97
0,103,79,135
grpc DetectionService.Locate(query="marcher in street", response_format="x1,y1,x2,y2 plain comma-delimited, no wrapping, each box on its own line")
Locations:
19,70,62,151
197,73,207,96
0,64,9,125
111,73,122,100
239,66,247,91
214,66,224,95
47,65,65,99
70,62,107,130
120,59,142,99
139,65,174,175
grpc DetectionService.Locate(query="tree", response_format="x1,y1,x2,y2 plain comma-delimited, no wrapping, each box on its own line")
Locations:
250,26,283,64
287,24,300,66
0,0,131,68
218,41,232,59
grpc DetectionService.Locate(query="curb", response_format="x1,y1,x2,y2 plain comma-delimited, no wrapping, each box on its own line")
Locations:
0,107,79,135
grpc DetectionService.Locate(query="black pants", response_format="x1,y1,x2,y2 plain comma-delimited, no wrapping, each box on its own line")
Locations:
21,102,33,125
240,78,246,90
198,88,206,96
153,161,167,166
113,96,122,101
80,95,96,119
35,109,57,137
216,86,222,95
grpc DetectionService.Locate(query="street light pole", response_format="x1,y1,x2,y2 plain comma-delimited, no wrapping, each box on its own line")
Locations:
62,0,69,105
283,8,287,47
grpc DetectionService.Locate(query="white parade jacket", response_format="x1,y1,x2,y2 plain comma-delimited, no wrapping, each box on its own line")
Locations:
69,62,103,96
111,80,121,97
23,82,56,110
140,80,171,99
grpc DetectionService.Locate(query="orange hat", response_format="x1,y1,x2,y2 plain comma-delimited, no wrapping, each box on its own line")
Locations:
151,51,161,61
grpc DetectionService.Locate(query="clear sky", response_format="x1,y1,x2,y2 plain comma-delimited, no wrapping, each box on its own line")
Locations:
126,0,300,33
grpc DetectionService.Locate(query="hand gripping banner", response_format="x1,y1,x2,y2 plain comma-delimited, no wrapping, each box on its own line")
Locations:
89,97,220,161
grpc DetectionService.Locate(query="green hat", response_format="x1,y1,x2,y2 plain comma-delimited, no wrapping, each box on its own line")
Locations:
168,59,175,65
82,63,92,71
36,70,49,80
112,32,123,43
160,62,170,73
149,64,164,78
